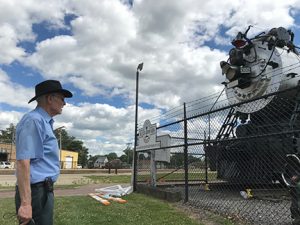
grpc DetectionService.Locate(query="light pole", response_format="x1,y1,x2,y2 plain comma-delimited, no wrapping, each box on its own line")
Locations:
10,125,15,162
55,126,65,162
133,62,143,192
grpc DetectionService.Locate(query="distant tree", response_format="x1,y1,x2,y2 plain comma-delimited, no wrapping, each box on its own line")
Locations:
78,146,89,167
188,155,199,164
122,147,133,165
0,123,15,143
169,154,201,169
54,129,75,150
119,154,127,163
88,155,100,162
54,129,89,167
106,152,118,161
170,153,185,168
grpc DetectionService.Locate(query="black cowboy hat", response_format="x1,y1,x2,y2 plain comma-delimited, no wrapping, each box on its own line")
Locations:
28,80,73,103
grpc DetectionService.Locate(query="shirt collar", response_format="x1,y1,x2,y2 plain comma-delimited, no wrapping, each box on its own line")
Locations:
35,106,54,124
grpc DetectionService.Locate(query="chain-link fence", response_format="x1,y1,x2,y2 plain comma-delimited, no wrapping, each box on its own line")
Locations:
134,85,300,225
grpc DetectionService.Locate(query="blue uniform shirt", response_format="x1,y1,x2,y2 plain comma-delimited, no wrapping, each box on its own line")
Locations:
16,107,60,184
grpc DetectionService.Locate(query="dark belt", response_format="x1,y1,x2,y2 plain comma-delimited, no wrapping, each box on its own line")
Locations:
30,177,54,192
30,181,45,188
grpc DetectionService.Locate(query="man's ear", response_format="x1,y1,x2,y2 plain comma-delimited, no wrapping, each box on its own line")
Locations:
46,94,54,104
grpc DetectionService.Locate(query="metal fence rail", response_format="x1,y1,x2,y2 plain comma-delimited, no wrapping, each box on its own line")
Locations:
135,86,300,225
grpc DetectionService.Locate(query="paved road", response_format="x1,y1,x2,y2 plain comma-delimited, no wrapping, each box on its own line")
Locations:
0,173,131,186
0,174,92,186
0,183,130,198
0,173,131,199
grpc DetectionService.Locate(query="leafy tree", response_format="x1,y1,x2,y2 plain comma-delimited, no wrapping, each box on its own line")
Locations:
122,147,133,165
88,155,100,162
169,154,203,169
54,129,75,150
188,155,199,164
77,145,89,167
170,153,185,168
119,154,127,163
54,129,89,167
106,152,118,161
0,123,16,143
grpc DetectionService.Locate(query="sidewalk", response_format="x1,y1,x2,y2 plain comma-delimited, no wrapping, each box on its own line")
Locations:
0,172,131,186
0,183,130,198
0,173,131,199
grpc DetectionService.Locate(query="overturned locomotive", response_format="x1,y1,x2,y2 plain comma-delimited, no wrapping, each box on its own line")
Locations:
208,26,300,184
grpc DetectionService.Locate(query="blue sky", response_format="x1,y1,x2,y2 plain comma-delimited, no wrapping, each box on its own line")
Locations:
0,0,300,155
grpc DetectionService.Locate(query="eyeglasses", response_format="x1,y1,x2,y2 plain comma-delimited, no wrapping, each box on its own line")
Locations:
51,94,65,103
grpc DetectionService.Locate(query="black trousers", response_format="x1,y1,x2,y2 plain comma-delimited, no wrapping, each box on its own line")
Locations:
15,184,54,225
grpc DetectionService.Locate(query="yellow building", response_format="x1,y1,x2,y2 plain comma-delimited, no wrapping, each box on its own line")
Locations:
60,149,79,169
0,143,78,169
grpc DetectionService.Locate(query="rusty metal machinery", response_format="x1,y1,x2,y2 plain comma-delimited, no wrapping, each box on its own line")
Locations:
210,26,300,184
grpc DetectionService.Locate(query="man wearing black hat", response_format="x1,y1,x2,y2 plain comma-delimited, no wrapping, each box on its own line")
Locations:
15,80,72,225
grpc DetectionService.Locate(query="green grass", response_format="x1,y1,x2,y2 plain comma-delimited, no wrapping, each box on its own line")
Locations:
0,194,204,225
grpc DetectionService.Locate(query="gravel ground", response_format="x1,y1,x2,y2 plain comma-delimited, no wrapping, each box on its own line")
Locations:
176,186,293,225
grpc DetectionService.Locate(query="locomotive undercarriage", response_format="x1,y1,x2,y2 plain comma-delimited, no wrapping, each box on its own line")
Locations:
208,94,300,184
210,26,300,185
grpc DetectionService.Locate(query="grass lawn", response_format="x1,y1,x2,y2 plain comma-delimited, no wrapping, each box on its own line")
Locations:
0,193,204,225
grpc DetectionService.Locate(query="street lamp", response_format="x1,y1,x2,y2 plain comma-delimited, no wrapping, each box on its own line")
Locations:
133,62,143,191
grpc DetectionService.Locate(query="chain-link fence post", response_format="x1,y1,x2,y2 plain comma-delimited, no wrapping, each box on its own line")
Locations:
183,102,189,202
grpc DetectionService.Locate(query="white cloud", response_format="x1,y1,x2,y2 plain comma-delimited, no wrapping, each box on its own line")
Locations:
0,111,22,130
0,0,68,64
0,24,26,64
53,102,160,155
21,0,300,109
0,70,34,108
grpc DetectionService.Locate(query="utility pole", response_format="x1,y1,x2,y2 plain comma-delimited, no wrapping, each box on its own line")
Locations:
55,126,65,167
10,124,15,162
